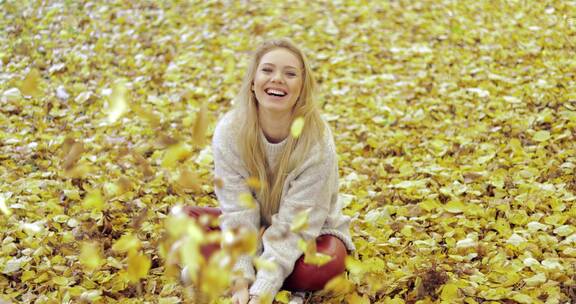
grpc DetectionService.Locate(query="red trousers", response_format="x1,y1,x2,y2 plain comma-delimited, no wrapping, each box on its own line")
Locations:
182,206,348,292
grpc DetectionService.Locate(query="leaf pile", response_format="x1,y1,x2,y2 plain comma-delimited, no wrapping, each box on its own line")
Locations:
1,0,575,303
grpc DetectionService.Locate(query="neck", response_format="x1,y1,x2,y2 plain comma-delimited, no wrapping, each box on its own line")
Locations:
258,108,292,143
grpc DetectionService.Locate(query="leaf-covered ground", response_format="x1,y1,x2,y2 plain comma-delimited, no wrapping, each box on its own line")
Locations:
1,0,576,303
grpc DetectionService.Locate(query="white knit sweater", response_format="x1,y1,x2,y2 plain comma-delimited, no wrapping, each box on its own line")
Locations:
212,111,355,298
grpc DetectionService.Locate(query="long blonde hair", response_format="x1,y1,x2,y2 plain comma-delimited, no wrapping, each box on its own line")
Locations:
232,39,325,226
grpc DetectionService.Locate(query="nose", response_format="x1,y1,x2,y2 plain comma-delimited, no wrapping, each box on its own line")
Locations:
271,71,285,83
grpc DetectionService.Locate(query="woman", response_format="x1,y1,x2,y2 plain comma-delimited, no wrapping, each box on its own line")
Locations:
185,39,355,304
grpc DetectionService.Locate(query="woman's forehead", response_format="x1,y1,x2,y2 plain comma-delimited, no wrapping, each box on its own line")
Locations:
259,48,302,69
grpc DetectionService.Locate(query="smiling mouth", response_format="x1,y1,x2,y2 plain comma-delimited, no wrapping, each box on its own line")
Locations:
265,88,288,97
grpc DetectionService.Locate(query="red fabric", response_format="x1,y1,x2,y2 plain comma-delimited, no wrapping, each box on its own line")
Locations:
181,205,347,292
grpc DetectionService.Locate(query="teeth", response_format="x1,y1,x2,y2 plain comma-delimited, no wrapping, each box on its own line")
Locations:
266,89,287,96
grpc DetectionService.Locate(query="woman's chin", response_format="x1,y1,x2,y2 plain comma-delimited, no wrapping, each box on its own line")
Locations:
259,101,292,114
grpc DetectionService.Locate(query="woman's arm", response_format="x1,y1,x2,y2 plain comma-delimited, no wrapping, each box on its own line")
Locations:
248,146,337,300
212,117,261,284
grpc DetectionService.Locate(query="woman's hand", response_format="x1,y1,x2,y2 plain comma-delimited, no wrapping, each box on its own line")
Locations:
231,278,250,304
231,288,249,304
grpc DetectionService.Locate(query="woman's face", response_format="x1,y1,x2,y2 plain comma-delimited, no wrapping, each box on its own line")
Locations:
252,48,303,116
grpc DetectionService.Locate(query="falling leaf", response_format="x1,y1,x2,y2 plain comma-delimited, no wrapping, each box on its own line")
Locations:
20,68,42,97
298,238,333,266
290,207,312,233
131,151,154,178
238,193,256,209
79,242,103,272
162,142,193,169
112,233,141,253
175,168,201,192
214,177,224,189
107,81,129,123
192,103,210,146
116,176,133,194
290,116,305,138
253,256,277,272
82,190,104,211
126,251,151,282
61,139,84,170
246,176,261,190
132,104,161,127
0,194,11,216
221,228,258,257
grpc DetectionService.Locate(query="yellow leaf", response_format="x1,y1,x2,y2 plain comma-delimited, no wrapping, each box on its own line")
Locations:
212,179,224,191
290,116,305,138
299,238,333,266
400,225,413,237
322,274,354,295
523,272,546,287
116,176,133,194
246,176,261,190
79,242,103,271
127,252,151,282
20,68,42,97
275,290,291,304
290,208,312,233
199,257,231,301
132,104,160,127
384,298,405,304
346,292,370,304
162,142,192,169
192,103,210,146
159,297,181,304
253,256,277,272
21,270,35,282
221,227,258,257
418,199,440,212
532,130,550,142
112,233,141,253
61,140,84,170
52,276,69,286
63,163,93,179
82,190,104,211
345,256,366,276
444,200,465,213
238,192,256,209
174,169,201,192
305,252,332,266
259,293,273,304
107,81,129,123
0,194,11,216
440,283,459,301
509,292,533,304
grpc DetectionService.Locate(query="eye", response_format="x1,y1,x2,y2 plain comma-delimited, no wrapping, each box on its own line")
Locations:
262,68,273,73
286,72,297,77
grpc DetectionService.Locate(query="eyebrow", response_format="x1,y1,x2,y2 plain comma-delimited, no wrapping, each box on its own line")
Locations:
260,62,300,70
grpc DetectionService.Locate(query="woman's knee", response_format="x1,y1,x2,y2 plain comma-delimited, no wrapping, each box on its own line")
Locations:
283,235,348,292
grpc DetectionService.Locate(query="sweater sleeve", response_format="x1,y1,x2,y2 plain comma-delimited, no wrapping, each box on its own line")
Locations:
249,147,335,298
212,118,260,283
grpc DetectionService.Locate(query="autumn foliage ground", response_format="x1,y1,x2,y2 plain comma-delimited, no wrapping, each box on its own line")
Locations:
1,1,576,303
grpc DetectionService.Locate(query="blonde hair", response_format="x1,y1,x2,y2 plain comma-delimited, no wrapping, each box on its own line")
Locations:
232,38,325,226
